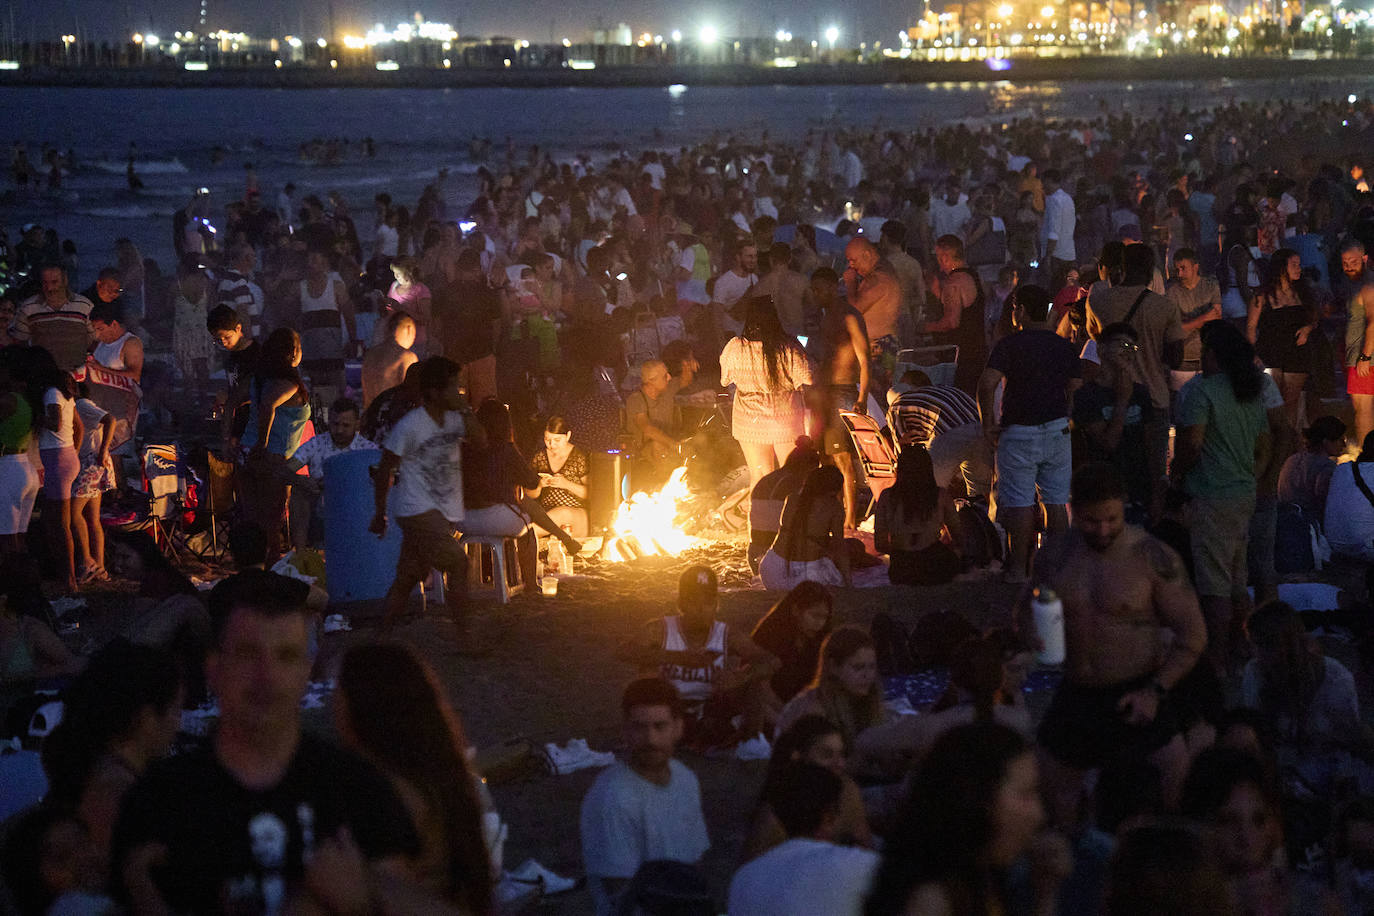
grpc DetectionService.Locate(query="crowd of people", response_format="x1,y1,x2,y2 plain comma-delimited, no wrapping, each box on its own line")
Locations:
2,88,1374,913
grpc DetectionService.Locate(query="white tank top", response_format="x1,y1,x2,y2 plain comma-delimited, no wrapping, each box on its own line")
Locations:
300,272,341,313
92,331,135,370
659,616,728,703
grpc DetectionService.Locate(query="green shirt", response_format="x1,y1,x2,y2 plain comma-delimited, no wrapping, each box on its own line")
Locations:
1177,372,1267,499
0,393,32,452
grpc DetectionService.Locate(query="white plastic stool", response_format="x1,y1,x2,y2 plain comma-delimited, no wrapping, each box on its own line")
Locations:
460,534,527,604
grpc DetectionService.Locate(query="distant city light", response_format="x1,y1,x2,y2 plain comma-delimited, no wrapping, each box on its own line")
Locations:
668,83,687,95
0,61,20,70
132,33,144,44
286,36,302,48
568,58,596,69
1040,6,1055,19
144,34,160,47
562,38,572,46
999,4,1015,17
375,60,400,70
184,60,208,70
775,29,793,41
825,25,840,46
342,35,366,49
1350,93,1359,102
1184,132,1194,140
671,29,682,42
699,25,718,44
316,37,327,48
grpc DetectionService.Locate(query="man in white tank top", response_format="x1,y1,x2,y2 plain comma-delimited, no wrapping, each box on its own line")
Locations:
86,300,145,463
628,565,780,742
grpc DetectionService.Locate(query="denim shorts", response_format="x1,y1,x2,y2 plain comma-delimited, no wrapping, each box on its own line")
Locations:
995,418,1072,508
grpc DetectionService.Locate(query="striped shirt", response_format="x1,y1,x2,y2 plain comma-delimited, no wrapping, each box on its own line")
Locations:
292,431,379,480
16,294,94,371
216,269,264,337
886,385,981,447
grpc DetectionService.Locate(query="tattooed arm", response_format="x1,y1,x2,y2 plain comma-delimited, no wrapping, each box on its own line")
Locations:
1141,536,1207,691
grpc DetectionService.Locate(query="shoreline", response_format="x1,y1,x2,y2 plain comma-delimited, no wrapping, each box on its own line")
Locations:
2,55,1373,90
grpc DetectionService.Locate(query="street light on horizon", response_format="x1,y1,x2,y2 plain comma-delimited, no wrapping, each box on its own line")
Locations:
699,24,718,43
825,25,840,48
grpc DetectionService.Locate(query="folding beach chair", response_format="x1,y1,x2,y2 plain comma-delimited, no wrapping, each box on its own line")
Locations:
895,344,960,388
838,410,898,517
113,443,212,563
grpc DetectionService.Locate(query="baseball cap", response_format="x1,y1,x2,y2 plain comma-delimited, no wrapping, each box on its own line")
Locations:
678,565,718,610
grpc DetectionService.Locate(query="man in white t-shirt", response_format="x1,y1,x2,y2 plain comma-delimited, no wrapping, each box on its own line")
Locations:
370,357,483,637
580,678,710,916
728,763,879,916
712,242,758,338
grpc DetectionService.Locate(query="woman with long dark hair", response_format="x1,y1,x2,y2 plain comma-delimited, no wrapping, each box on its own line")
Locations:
336,643,494,915
874,445,962,586
774,626,888,752
1174,319,1268,674
1247,246,1316,427
759,465,850,591
750,580,834,705
720,295,813,491
35,359,82,592
865,723,1055,916
240,327,311,562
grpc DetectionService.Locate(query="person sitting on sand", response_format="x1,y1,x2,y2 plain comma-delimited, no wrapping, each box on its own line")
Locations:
739,714,873,864
627,565,780,743
580,678,711,916
759,465,852,591
749,580,835,707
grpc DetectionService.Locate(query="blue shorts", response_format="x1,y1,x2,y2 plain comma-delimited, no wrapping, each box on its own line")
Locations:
995,418,1071,508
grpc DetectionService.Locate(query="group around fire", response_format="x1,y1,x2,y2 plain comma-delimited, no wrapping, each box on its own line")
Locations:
4,92,1374,913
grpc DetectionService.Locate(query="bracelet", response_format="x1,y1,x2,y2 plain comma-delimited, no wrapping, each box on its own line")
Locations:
1359,354,1372,363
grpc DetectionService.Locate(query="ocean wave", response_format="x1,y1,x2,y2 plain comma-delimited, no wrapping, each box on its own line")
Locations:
88,158,189,175
76,206,173,219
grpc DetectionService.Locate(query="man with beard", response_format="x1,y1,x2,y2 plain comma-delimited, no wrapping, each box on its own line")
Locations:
580,678,710,916
1342,240,1374,444
1024,462,1207,828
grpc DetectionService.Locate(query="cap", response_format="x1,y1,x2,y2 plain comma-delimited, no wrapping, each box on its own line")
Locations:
678,565,718,610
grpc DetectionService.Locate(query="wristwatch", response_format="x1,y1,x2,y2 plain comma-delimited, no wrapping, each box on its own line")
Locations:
1359,354,1372,363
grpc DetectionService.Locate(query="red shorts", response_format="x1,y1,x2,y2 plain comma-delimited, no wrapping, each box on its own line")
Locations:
1348,367,1374,397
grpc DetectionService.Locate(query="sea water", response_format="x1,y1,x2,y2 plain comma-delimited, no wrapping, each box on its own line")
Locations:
4,75,1373,270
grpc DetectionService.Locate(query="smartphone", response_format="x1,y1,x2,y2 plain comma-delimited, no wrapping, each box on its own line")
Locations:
616,272,628,281
459,219,477,233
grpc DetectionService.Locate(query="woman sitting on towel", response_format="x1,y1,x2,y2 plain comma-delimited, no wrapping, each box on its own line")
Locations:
759,465,851,591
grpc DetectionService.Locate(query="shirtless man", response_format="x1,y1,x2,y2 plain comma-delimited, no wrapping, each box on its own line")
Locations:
753,242,808,338
1024,462,1207,828
842,238,902,394
809,267,870,530
360,311,418,411
1342,240,1374,444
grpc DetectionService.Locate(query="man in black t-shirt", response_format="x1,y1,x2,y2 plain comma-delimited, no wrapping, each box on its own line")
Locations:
978,285,1082,582
112,571,420,914
208,304,261,455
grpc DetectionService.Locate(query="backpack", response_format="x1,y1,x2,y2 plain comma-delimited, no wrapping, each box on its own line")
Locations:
1274,503,1330,575
954,499,1005,571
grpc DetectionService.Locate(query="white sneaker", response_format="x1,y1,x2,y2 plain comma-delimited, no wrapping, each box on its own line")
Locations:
509,859,577,895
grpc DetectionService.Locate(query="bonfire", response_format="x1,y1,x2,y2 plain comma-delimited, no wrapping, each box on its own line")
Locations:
599,466,702,562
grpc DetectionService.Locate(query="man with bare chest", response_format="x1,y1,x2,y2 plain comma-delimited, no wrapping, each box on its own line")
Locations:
809,267,870,530
1024,462,1207,826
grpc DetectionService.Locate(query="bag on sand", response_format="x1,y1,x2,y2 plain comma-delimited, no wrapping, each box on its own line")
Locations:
955,499,1004,571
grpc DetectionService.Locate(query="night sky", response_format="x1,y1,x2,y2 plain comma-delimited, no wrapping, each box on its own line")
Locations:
14,0,920,45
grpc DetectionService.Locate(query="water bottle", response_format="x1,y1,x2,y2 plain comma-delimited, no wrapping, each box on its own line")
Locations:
546,539,566,576
1031,587,1065,666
